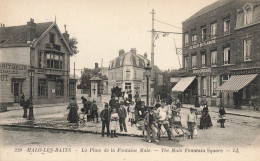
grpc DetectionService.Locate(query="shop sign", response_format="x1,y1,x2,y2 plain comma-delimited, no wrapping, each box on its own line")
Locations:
193,68,211,74
0,63,28,82
231,68,259,75
189,39,216,49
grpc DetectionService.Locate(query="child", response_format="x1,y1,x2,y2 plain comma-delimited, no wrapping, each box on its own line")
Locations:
187,107,197,139
144,107,159,143
110,108,119,138
129,101,135,126
219,106,226,128
100,103,110,137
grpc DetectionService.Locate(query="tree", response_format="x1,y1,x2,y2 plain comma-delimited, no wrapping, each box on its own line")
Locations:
69,37,79,56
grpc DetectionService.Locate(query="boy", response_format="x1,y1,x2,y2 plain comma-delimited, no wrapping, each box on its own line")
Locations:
187,107,197,139
100,103,110,137
144,107,159,143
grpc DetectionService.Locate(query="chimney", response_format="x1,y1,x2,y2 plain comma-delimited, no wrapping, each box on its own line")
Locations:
95,63,98,68
62,25,70,43
0,23,5,28
144,52,147,58
130,48,136,54
119,49,125,56
27,18,36,43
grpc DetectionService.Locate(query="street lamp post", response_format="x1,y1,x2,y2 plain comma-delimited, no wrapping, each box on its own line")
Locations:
145,64,152,107
28,66,35,120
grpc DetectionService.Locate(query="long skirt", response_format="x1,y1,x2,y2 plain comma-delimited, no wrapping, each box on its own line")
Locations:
68,108,79,123
199,114,212,129
110,121,118,130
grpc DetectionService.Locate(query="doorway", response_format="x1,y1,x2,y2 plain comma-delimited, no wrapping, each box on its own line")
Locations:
12,81,23,103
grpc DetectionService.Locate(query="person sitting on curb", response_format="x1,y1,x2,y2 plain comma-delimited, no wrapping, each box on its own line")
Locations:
110,108,119,138
118,101,127,132
144,107,159,143
100,103,110,137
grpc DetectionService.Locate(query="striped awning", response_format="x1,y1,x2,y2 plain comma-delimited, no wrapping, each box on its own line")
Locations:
216,74,258,92
172,76,196,92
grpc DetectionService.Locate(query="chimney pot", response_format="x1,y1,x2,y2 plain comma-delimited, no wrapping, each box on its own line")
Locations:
130,48,136,54
119,49,125,56
144,52,147,58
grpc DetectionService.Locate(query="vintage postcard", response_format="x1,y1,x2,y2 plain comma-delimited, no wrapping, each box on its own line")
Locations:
0,0,259,161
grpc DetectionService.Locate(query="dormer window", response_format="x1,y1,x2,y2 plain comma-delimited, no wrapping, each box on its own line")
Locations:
49,33,55,44
244,5,253,25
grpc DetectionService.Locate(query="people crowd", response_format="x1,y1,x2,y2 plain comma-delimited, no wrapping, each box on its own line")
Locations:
64,91,226,142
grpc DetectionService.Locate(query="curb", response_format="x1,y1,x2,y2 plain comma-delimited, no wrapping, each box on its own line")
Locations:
0,124,144,138
182,106,260,119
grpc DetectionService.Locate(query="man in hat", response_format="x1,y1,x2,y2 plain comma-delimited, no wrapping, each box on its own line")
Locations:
156,100,172,140
91,100,99,123
144,106,159,143
100,103,110,137
118,101,127,132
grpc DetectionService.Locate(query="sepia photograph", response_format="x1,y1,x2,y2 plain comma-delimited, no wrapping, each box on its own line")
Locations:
0,0,259,160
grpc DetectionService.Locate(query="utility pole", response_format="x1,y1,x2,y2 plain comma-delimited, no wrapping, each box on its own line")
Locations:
74,62,75,79
151,9,155,68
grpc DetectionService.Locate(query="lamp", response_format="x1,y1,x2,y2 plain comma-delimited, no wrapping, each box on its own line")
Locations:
145,63,152,106
28,66,35,120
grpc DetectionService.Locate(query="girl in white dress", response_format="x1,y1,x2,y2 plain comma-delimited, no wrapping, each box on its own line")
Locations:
110,108,119,138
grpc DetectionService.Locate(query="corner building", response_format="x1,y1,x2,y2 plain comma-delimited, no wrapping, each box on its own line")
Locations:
173,0,260,108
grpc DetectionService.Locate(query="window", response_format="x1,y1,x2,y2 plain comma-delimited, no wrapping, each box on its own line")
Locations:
211,51,217,66
46,53,64,69
56,80,64,96
184,33,189,45
201,77,207,96
38,79,48,97
201,54,206,67
38,51,44,68
224,47,231,64
210,23,217,38
184,57,188,69
125,83,131,92
243,38,252,61
211,76,217,96
192,55,197,69
50,33,55,44
191,34,197,44
224,19,230,35
244,5,253,25
126,69,130,79
221,75,230,85
201,27,207,41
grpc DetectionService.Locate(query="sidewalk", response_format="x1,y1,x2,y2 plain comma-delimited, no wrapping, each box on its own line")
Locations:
0,103,184,138
182,104,260,119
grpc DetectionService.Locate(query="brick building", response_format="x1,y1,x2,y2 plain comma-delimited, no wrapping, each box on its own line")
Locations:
172,0,260,109
0,19,75,111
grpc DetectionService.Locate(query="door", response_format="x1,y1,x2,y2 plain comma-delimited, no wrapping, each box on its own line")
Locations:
13,82,20,103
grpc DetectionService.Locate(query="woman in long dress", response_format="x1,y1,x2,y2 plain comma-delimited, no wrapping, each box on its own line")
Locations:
67,97,79,123
199,102,213,129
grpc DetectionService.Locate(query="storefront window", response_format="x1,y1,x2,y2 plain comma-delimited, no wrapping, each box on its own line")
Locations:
211,76,217,96
38,79,48,97
56,80,64,96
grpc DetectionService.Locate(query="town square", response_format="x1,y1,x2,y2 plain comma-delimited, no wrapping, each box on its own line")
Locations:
0,0,259,161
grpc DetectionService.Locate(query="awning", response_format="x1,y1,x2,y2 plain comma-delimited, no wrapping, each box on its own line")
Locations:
171,76,196,92
216,74,258,92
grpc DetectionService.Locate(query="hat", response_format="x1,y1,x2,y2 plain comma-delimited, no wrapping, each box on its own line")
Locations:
120,101,124,105
71,96,76,100
104,102,109,107
93,100,96,103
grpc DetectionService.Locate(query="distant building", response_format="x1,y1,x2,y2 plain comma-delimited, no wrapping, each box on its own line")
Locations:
0,19,75,111
172,0,260,108
108,48,150,96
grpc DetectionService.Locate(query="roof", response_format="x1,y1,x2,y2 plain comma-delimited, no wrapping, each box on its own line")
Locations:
0,22,53,47
109,51,150,69
183,0,234,23
215,74,257,92
172,76,196,92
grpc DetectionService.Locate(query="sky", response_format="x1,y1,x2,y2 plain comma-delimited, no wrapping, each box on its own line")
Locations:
0,0,217,76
